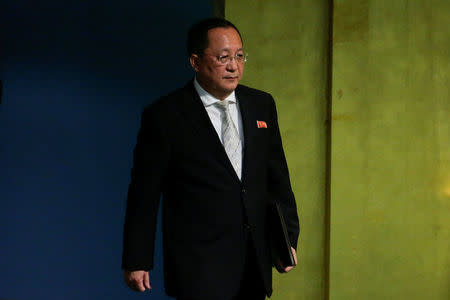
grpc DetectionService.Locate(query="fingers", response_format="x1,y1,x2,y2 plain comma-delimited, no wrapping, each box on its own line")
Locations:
281,247,298,273
291,247,298,266
124,270,151,292
144,271,152,290
135,279,146,292
284,266,294,273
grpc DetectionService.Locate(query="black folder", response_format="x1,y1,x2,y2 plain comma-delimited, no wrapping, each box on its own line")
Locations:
269,202,295,268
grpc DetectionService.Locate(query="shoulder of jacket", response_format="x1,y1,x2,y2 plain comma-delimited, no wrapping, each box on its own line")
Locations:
142,82,193,115
236,84,272,99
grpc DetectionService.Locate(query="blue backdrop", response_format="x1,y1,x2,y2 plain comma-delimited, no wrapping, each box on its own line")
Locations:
0,1,212,299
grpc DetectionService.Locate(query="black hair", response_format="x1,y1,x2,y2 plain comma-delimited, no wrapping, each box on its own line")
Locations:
187,17,243,57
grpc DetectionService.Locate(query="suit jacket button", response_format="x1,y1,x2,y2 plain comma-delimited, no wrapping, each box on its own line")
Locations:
241,188,246,194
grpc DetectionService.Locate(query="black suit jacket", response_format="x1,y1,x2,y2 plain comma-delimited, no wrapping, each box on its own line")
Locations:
122,81,299,299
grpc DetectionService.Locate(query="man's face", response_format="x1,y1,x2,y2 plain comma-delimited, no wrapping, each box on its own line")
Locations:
191,27,245,100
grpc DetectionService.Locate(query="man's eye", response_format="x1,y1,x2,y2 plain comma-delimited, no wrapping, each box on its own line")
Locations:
219,55,229,62
236,53,244,58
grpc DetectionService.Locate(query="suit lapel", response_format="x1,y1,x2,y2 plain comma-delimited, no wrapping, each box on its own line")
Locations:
178,82,241,183
236,86,257,185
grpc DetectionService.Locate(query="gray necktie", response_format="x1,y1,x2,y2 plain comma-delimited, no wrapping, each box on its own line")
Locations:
216,100,242,179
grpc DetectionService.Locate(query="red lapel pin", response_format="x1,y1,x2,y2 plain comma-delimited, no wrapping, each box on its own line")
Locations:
257,120,267,128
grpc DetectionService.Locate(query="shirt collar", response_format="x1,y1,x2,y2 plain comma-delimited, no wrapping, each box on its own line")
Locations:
194,77,237,107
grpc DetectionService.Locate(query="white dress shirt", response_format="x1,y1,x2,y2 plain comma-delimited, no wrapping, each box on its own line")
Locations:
193,77,245,147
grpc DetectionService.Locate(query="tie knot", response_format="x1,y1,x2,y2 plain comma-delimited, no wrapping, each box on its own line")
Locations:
216,100,230,111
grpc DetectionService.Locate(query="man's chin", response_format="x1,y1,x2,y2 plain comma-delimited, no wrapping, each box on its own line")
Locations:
221,81,239,91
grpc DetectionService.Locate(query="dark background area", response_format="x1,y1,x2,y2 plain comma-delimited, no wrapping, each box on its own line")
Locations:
0,1,212,299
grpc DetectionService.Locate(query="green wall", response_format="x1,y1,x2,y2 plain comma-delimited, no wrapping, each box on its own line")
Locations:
330,0,450,299
227,0,449,299
226,1,330,299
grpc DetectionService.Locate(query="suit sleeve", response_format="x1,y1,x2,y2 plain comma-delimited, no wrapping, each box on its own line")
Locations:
122,106,170,271
267,96,300,250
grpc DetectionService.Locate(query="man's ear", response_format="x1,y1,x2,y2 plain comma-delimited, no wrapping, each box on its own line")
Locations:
190,54,200,72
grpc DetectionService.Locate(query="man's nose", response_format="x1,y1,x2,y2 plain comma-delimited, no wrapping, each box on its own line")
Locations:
226,57,238,71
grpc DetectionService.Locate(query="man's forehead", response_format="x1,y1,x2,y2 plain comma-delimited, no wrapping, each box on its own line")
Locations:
218,47,244,52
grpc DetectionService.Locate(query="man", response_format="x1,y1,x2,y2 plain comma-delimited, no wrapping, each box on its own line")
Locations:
122,18,299,300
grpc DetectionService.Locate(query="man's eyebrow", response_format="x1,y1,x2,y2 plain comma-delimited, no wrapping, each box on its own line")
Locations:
219,47,244,52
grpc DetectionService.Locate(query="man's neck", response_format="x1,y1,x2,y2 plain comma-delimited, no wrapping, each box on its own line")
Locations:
195,76,231,101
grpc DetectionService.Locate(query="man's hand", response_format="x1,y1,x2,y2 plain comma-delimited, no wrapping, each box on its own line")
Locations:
123,270,151,292
276,247,298,273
